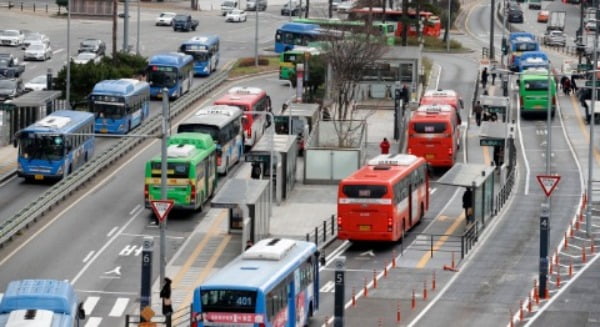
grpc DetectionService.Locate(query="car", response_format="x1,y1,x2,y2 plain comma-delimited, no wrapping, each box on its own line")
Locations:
246,0,267,11
24,75,47,92
155,12,177,26
281,1,305,16
507,8,524,23
0,53,25,77
118,12,130,18
543,30,566,46
172,14,199,32
23,41,52,61
0,78,25,102
72,52,101,64
586,19,597,32
537,10,549,23
221,0,238,16
0,30,24,46
78,39,106,56
226,9,247,22
21,33,50,50
336,0,354,13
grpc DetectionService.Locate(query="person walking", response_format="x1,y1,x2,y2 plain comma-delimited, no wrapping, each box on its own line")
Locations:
462,188,473,224
491,66,497,85
473,101,483,126
563,78,571,96
245,239,254,250
251,162,262,179
481,67,489,89
160,278,174,326
571,75,578,93
379,137,390,154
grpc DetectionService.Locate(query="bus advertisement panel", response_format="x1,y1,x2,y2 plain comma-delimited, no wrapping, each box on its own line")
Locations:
144,133,217,210
214,87,272,149
89,78,150,134
146,52,194,99
292,17,397,45
16,110,95,181
348,8,442,37
337,154,429,241
519,68,556,117
177,105,244,175
191,238,319,327
179,35,220,76
508,32,539,71
407,105,460,168
0,279,85,327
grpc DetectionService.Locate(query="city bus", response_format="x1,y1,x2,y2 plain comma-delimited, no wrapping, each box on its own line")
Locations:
213,87,272,149
516,50,549,72
191,238,319,327
337,154,429,242
279,46,321,80
274,22,344,53
0,279,85,327
348,8,442,37
144,132,217,210
177,105,244,175
407,104,460,168
292,17,397,45
519,68,556,117
419,89,463,124
146,52,194,100
88,78,151,134
179,35,220,76
507,32,539,71
15,110,95,181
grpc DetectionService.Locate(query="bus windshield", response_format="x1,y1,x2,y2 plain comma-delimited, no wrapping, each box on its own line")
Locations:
524,81,548,91
147,70,177,88
201,289,257,313
177,124,220,142
514,43,537,51
150,162,189,178
413,122,448,133
19,134,64,161
342,185,387,198
91,102,126,120
187,52,209,61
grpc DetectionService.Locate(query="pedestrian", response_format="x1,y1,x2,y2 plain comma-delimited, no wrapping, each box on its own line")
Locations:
563,78,571,96
160,278,174,318
560,76,568,91
322,107,331,121
578,88,591,124
462,188,473,224
401,83,410,105
571,75,578,93
379,137,390,154
251,162,262,179
481,67,489,89
491,66,497,85
245,240,254,250
473,101,483,126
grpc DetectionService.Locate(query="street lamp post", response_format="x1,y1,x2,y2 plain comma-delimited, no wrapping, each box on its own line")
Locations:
254,4,259,66
136,0,140,55
501,0,507,67
66,0,71,108
446,0,451,52
586,12,599,237
159,88,170,288
123,0,130,52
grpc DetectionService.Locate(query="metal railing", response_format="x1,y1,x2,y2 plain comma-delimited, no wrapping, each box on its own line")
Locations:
1,1,61,14
305,214,337,250
0,70,230,248
125,304,191,327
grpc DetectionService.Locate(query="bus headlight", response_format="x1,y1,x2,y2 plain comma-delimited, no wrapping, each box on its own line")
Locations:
17,162,22,172
203,66,209,72
56,166,63,175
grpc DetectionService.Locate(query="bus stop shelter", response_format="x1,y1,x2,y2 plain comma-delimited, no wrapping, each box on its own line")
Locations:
479,121,509,167
435,163,496,230
245,134,298,203
211,178,270,253
479,95,510,122
0,91,62,146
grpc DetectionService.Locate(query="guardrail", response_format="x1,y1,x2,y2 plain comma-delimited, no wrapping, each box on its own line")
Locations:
305,214,337,251
0,70,230,248
0,1,60,14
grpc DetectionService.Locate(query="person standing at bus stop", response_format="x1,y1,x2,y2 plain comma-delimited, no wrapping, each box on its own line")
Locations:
160,278,173,326
380,137,390,154
473,101,483,126
462,188,473,224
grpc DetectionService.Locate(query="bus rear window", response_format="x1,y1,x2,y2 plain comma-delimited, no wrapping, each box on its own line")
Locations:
524,81,548,91
201,290,257,313
342,185,387,198
177,124,220,141
515,43,537,51
413,122,447,133
151,162,189,178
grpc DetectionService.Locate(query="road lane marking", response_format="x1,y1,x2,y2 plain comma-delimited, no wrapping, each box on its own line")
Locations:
84,317,102,327
319,280,334,293
82,296,100,315
53,48,64,55
415,212,465,269
569,95,600,163
106,226,118,238
82,251,95,263
108,297,129,317
129,204,142,215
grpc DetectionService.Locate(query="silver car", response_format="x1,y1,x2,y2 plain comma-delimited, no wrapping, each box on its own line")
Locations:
543,30,566,47
0,30,24,46
24,42,52,61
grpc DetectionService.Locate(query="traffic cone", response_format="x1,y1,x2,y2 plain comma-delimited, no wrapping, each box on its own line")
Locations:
364,277,368,297
591,239,595,254
564,232,568,250
411,289,416,310
519,300,524,321
373,269,377,289
583,246,587,263
392,250,397,268
352,287,356,307
397,301,401,323
432,271,436,291
556,265,561,288
528,293,533,312
569,258,573,277
423,281,428,300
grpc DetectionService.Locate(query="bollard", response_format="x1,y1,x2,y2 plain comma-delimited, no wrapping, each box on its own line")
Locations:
591,239,595,254
582,246,587,263
534,279,539,305
564,232,568,250
556,264,561,288
528,293,533,312
570,225,574,237
364,277,368,297
569,258,573,277
373,269,377,289
411,289,416,310
352,287,356,307
423,281,428,300
432,271,436,290
392,250,397,268
519,300,524,321
397,301,401,323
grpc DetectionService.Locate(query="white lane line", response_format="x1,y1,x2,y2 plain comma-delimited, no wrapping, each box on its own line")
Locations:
515,75,531,194
319,280,334,293
108,297,130,317
82,296,100,315
129,204,142,216
106,226,118,238
53,48,64,55
84,317,102,327
82,251,95,263
430,188,437,195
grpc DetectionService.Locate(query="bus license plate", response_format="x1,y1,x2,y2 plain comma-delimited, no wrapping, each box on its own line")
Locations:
534,105,543,109
426,154,435,159
34,175,44,180
101,128,108,133
359,225,371,231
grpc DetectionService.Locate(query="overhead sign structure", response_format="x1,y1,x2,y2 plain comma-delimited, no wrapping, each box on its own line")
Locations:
536,175,561,197
150,200,174,223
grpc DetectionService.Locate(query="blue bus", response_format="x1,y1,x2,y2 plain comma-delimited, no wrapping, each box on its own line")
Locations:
191,238,320,327
508,32,539,71
147,52,194,100
275,23,324,53
179,35,220,76
89,78,151,134
0,279,85,327
517,51,549,72
15,110,95,181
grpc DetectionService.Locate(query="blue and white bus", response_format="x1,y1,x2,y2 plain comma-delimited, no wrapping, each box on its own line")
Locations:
147,52,194,100
15,110,95,181
275,22,344,53
89,78,151,134
191,238,319,327
0,279,85,327
177,105,244,175
179,35,220,76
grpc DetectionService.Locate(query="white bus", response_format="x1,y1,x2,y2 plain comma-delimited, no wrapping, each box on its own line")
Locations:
177,105,244,175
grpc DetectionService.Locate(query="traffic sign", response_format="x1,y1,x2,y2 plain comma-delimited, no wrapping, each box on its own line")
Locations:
578,64,593,71
536,175,561,197
150,200,174,223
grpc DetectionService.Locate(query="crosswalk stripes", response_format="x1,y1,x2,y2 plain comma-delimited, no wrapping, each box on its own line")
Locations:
108,298,130,317
81,295,133,326
82,296,100,316
84,317,102,327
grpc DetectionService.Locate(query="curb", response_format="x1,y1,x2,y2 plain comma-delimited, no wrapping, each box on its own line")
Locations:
0,170,16,184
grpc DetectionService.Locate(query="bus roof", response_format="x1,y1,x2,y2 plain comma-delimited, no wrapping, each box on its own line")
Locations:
277,22,321,34
343,154,425,184
181,105,243,129
91,78,149,96
422,89,458,98
215,87,267,106
182,35,219,46
19,110,94,135
148,52,193,67
351,7,434,15
198,238,316,292
0,279,75,315
411,105,455,120
509,32,535,41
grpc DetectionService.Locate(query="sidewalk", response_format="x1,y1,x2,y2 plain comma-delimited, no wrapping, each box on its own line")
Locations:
0,146,17,183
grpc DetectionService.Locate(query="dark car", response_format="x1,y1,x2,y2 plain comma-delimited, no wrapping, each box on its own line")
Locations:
507,8,524,23
281,1,305,16
0,78,25,102
78,39,106,56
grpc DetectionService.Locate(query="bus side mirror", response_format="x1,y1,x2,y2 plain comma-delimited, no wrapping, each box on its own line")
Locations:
78,302,86,320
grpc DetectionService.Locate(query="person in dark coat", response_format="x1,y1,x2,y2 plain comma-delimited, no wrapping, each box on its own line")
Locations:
160,278,173,316
251,162,262,179
473,101,483,126
462,188,473,223
481,67,489,89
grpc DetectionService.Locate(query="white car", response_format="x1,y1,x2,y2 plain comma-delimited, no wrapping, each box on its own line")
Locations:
24,75,48,92
155,12,177,26
22,33,50,50
226,9,247,22
72,52,101,64
0,30,25,46
336,0,354,13
23,42,52,61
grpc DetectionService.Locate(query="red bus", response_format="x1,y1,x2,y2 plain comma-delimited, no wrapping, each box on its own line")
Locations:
348,8,442,37
337,154,429,242
420,89,463,124
214,87,272,149
407,104,460,168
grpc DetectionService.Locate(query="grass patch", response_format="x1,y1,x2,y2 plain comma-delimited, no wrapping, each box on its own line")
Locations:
395,36,468,52
229,56,279,78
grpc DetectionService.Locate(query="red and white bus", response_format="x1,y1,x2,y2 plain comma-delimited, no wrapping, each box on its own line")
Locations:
407,104,460,168
337,154,429,242
214,87,272,149
420,89,464,112
348,8,442,37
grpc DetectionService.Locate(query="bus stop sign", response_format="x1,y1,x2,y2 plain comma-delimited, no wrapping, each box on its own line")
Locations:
150,200,174,223
536,175,561,197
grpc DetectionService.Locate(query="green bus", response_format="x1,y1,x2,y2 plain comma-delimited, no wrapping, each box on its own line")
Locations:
518,68,556,117
279,46,321,80
144,132,217,210
292,17,396,45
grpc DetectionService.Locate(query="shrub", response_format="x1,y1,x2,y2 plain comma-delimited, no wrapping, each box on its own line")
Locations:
237,57,270,67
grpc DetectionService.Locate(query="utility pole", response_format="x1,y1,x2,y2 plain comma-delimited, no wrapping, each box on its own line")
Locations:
586,10,599,237
159,88,170,288
136,0,140,55
401,0,408,46
123,0,129,52
254,6,259,66
66,0,71,108
490,0,495,60
112,0,117,60
446,0,451,52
